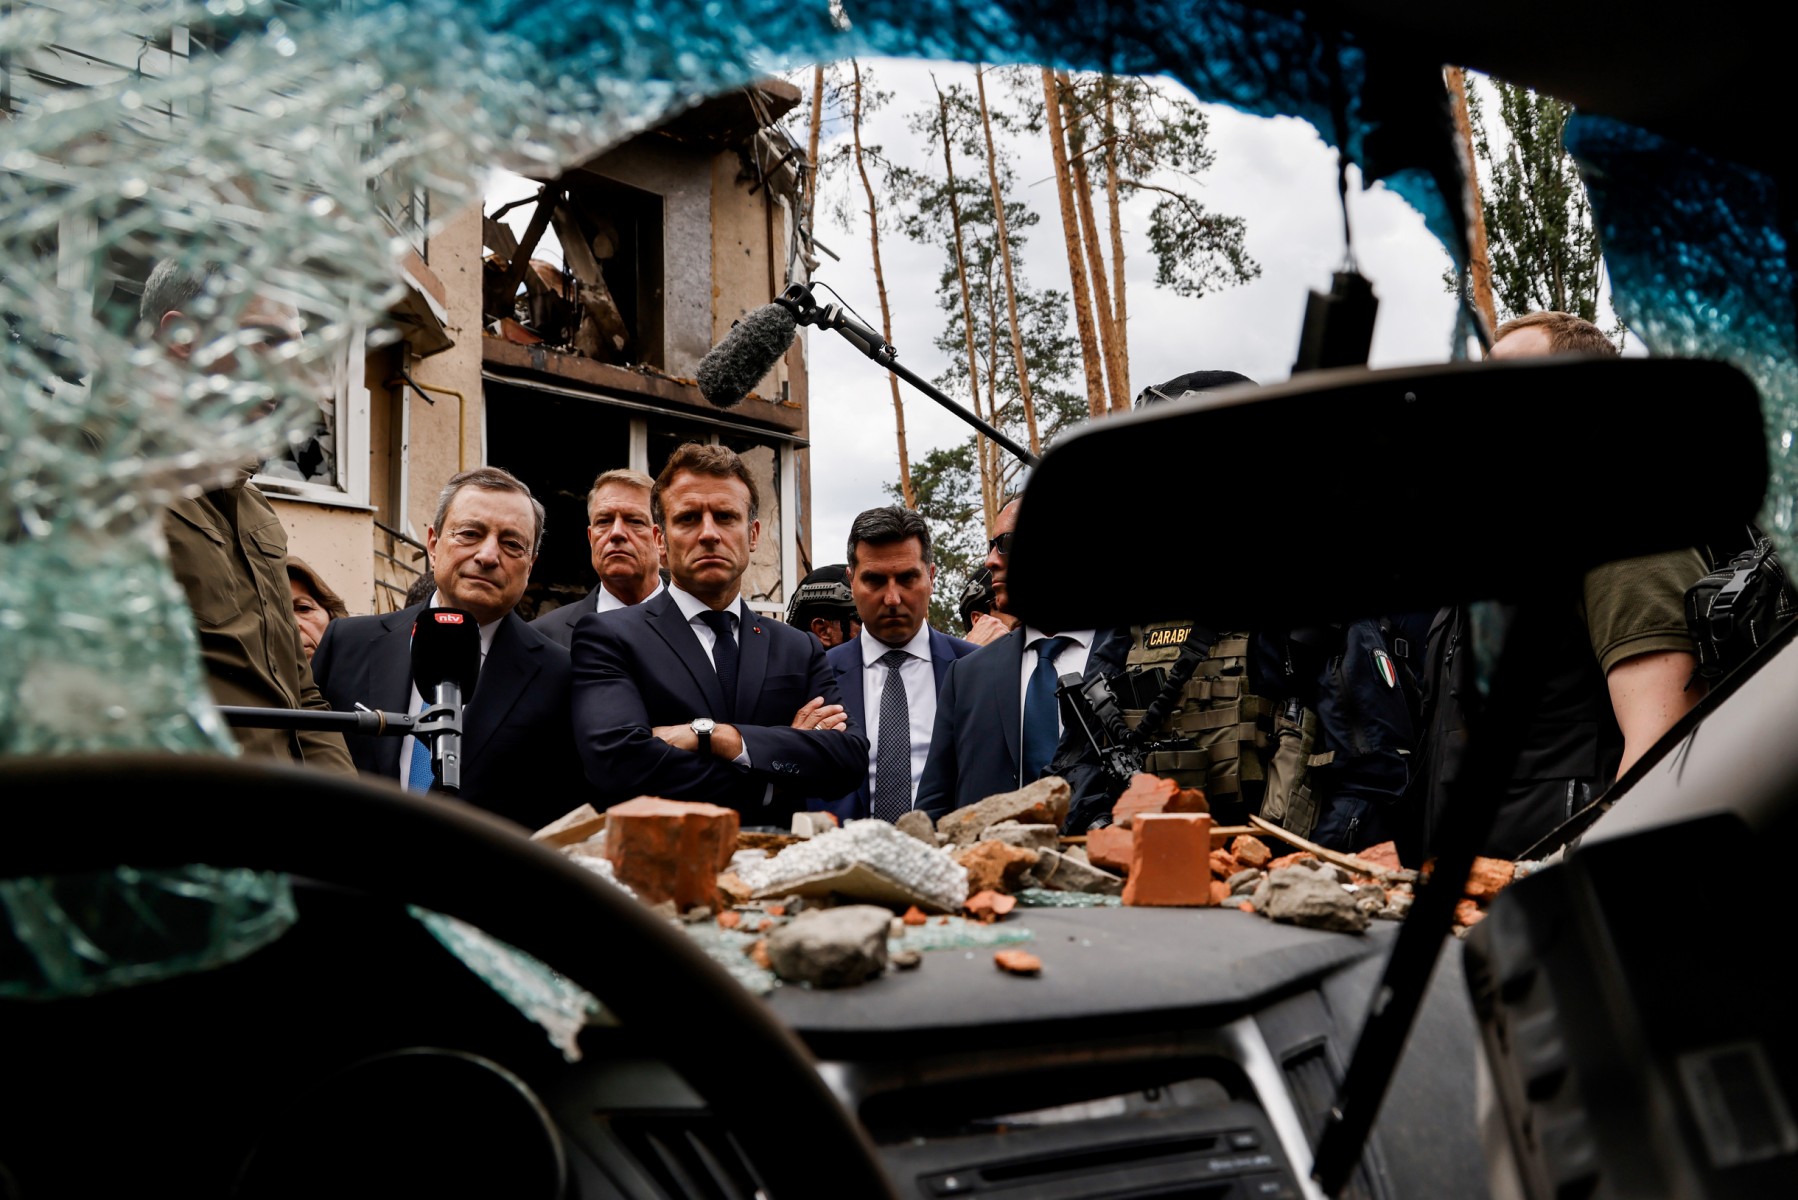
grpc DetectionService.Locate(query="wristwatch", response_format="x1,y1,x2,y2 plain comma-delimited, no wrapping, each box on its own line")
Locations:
690,716,716,754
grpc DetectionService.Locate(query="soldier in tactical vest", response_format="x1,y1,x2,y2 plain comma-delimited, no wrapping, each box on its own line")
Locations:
1053,371,1426,849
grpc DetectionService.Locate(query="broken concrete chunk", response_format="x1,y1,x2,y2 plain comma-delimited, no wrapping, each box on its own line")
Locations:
1121,813,1215,907
1086,825,1135,875
790,811,839,839
994,949,1043,976
765,905,892,988
605,797,740,910
743,819,969,912
532,803,607,848
1112,774,1208,829
954,840,1040,894
716,871,754,907
890,950,923,970
1063,845,1091,865
1256,867,1369,933
1027,848,1124,896
984,820,1061,853
682,905,714,924
894,809,940,846
937,776,1070,847
1227,868,1262,895
1229,835,1272,869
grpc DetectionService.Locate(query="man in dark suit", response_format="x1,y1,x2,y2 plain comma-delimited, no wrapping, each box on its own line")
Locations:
313,466,588,830
531,467,664,650
915,496,1097,820
814,506,975,822
572,443,868,819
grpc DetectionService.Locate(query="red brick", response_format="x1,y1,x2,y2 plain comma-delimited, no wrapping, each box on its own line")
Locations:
901,905,928,926
1229,835,1273,868
1087,825,1135,874
1209,879,1232,905
994,949,1043,975
1455,899,1485,927
1237,901,1256,913
964,890,1017,923
1464,857,1516,901
1210,849,1241,879
604,797,741,910
1357,841,1403,872
716,910,742,930
1122,813,1215,907
746,939,772,970
1112,773,1209,828
1267,851,1317,872
955,840,1040,894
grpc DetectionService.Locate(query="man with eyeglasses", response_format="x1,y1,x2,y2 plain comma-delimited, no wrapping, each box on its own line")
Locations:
313,466,591,828
915,496,1097,820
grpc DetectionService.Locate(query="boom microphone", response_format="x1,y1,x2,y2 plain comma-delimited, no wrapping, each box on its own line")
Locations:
410,607,481,792
696,302,798,407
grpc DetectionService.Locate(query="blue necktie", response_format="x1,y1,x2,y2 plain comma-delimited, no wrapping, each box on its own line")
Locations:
1022,636,1072,783
406,696,434,792
698,607,739,720
872,649,913,822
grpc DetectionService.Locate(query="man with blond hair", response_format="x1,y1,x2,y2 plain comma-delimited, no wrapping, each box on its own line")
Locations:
531,466,664,650
572,443,867,817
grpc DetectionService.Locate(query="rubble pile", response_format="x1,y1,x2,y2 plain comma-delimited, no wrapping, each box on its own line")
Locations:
740,818,969,912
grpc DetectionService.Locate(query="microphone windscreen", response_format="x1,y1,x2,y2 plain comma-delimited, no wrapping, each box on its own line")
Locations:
411,608,482,695
696,303,798,407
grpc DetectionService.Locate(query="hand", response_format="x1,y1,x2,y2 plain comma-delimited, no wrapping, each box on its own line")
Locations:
652,724,699,751
790,696,848,732
965,612,1011,647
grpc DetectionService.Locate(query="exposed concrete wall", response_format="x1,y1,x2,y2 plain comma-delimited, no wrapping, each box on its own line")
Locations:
274,500,376,616
580,141,715,378
401,203,487,542
710,149,790,403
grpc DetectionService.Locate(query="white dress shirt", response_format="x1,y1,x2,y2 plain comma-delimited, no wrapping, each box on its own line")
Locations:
401,590,501,789
860,623,937,806
1017,627,1094,745
667,583,752,768
595,578,664,614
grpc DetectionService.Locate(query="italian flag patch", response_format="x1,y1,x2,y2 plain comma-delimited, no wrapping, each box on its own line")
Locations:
1372,648,1397,688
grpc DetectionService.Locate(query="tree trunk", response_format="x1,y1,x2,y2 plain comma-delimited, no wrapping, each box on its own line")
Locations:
803,65,825,240
935,79,996,533
1445,66,1497,339
1041,66,1108,419
1062,70,1130,416
851,60,916,508
1103,78,1132,411
976,66,1042,458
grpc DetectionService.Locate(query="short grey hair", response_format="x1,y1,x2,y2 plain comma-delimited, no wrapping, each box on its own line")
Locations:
586,467,655,521
847,505,933,571
432,466,546,555
139,257,225,324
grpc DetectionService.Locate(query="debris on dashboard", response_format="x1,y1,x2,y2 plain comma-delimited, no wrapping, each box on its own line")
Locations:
532,803,608,849
1025,849,1124,896
902,905,929,926
964,890,1018,923
741,818,970,912
602,797,742,910
1250,863,1371,934
955,840,1041,894
1111,774,1209,828
1087,825,1135,875
1122,813,1217,907
994,949,1044,977
790,810,840,839
937,776,1071,847
981,820,1061,852
1015,889,1121,908
894,808,942,846
765,905,893,987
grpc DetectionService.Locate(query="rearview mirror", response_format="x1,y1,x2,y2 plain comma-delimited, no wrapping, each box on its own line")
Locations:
1008,357,1766,632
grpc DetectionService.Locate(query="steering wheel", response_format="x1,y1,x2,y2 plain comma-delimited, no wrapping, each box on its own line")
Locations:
0,753,897,1199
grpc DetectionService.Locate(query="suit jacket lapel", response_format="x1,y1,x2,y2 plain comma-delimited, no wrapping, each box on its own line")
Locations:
646,591,729,717
838,644,866,732
732,599,770,722
465,614,541,757
370,607,418,778
929,629,954,692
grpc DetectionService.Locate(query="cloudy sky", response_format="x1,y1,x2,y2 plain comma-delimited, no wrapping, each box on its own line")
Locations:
493,60,1616,575
794,57,1465,565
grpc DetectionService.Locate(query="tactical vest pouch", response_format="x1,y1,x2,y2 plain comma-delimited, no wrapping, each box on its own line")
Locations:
1263,703,1321,838
1686,529,1798,683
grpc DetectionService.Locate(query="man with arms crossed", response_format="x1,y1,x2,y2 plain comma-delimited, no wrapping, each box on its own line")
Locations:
572,443,868,818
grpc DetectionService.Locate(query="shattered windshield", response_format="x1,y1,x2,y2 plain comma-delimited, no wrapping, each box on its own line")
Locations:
2,0,1793,995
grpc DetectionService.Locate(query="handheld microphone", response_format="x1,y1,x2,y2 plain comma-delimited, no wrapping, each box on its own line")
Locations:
695,302,798,407
410,607,481,792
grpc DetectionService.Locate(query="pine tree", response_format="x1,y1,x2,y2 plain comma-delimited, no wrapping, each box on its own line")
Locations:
1465,78,1607,325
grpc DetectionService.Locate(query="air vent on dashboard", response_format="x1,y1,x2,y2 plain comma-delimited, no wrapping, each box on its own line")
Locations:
602,1114,764,1200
